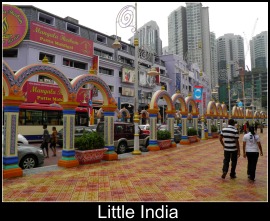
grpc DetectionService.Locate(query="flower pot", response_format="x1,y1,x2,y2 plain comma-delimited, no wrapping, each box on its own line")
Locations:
75,148,108,165
211,132,219,138
157,139,172,150
188,135,198,143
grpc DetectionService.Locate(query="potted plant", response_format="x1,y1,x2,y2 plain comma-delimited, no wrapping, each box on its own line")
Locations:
74,131,108,165
157,129,172,149
187,127,199,143
211,125,219,138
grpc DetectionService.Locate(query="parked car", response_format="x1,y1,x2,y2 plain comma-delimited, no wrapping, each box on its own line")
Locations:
88,124,97,132
157,125,182,143
138,124,150,135
2,131,44,169
96,122,150,154
57,126,95,147
18,143,45,169
18,134,29,145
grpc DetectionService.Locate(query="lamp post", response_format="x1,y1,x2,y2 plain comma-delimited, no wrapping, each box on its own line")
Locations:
113,3,158,155
219,68,231,117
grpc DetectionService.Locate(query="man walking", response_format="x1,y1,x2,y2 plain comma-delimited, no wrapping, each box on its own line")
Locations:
219,119,240,179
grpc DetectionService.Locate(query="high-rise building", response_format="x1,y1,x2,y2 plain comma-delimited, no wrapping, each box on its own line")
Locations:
168,3,211,77
168,6,187,57
250,31,268,70
129,20,162,56
216,33,245,107
210,32,218,97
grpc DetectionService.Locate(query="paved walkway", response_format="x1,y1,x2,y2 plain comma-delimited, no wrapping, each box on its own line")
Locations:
3,130,268,202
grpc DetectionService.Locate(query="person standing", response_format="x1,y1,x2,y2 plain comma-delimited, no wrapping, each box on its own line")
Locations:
219,119,240,179
222,120,227,129
42,124,50,158
243,126,263,182
50,126,58,157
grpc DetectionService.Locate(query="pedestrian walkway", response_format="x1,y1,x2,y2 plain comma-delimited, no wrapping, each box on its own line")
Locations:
3,129,268,202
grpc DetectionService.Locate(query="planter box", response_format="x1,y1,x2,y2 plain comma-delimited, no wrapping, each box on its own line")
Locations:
75,148,108,165
211,132,219,138
188,136,198,143
157,139,172,150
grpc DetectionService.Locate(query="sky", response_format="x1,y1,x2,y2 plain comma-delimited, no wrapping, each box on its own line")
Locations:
3,2,268,69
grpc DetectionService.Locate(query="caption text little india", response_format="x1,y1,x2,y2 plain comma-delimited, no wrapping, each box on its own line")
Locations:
98,205,179,219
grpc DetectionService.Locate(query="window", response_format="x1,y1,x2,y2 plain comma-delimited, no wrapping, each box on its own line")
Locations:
38,75,54,84
3,49,18,57
119,71,122,78
66,23,80,35
63,58,87,70
118,56,134,66
99,67,114,76
39,52,55,63
38,12,55,26
108,85,114,92
121,44,128,52
94,48,113,60
19,109,62,125
119,87,122,94
96,34,107,44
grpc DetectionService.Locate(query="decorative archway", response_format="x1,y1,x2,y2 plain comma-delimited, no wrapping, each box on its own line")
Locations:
3,61,117,178
140,109,149,124
120,107,131,122
221,102,229,125
216,102,223,131
172,92,188,142
148,87,176,151
206,100,218,138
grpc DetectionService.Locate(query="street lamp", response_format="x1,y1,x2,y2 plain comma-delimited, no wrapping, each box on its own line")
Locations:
113,3,159,155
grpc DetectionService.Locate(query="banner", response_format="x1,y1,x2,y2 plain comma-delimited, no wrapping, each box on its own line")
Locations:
122,67,135,84
193,85,203,102
30,22,93,57
92,55,99,72
155,67,160,84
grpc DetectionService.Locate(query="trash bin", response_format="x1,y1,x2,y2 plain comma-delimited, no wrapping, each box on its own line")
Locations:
204,129,208,139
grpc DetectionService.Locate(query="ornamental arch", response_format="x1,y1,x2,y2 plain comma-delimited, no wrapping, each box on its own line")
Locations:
147,87,176,151
3,61,117,178
206,100,218,138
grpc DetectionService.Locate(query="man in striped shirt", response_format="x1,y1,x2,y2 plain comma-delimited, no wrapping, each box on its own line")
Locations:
219,119,240,179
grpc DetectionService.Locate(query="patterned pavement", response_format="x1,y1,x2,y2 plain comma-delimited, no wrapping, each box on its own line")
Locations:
3,129,268,202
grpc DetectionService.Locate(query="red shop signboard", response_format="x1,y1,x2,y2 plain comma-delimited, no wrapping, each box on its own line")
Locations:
30,21,93,57
22,81,90,107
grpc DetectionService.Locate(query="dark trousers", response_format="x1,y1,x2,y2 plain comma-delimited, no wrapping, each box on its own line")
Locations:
246,152,259,180
222,150,238,177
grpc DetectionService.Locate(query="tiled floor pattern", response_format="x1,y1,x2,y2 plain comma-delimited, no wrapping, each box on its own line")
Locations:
3,130,268,202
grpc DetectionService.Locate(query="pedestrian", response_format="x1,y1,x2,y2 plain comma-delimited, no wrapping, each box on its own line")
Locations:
260,123,264,133
41,124,50,158
50,126,58,156
243,126,263,182
219,118,240,179
234,120,239,134
254,121,258,133
222,120,227,129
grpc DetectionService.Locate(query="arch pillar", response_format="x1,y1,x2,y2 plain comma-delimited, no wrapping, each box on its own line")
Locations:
102,106,118,160
193,115,198,132
147,109,160,151
58,102,79,168
207,118,212,138
180,115,189,145
3,96,25,178
214,117,218,129
167,112,176,147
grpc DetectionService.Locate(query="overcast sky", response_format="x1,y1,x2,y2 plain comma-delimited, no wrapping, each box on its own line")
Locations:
3,2,268,69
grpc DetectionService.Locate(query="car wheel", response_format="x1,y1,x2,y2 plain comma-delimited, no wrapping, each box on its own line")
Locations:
19,155,37,169
117,142,127,154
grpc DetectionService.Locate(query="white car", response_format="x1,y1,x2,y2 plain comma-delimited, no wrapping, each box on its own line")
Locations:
18,134,29,145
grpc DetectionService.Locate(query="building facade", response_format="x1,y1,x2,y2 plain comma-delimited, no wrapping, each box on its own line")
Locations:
3,5,170,123
129,20,162,56
250,31,268,70
216,33,245,107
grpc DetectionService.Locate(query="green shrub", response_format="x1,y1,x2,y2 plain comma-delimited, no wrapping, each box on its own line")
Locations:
157,130,171,140
211,125,218,132
75,131,105,150
187,127,197,136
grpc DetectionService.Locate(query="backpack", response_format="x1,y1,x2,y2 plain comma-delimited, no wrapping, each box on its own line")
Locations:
44,129,51,142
